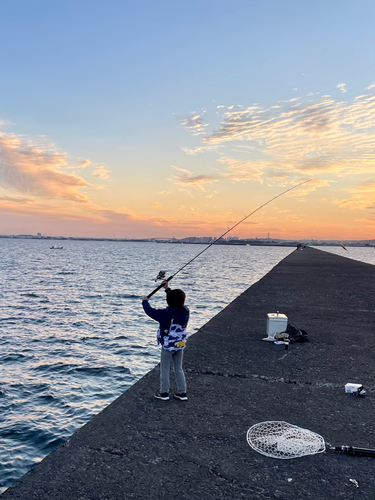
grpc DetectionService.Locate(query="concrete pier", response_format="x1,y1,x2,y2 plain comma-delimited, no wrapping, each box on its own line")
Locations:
2,247,375,499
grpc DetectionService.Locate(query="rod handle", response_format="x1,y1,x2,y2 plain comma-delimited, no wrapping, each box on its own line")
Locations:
147,276,174,299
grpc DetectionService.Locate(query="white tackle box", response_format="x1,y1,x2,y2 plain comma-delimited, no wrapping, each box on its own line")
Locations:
266,312,288,339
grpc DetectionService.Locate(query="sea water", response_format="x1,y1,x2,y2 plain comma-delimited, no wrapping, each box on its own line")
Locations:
0,239,293,492
1,240,374,492
312,245,375,267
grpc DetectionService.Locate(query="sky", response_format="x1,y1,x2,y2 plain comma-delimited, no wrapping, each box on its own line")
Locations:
0,0,374,240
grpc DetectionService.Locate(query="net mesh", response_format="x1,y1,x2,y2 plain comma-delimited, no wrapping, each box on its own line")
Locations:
247,421,325,459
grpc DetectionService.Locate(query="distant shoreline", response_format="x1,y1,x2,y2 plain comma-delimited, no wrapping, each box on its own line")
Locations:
1,235,374,248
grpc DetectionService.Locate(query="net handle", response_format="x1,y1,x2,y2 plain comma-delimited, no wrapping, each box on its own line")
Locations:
331,445,375,458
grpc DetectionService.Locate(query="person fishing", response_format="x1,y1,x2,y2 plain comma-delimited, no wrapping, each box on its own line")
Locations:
141,179,312,402
142,280,189,401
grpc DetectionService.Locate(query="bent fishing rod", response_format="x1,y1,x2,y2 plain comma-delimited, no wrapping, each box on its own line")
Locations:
147,178,313,298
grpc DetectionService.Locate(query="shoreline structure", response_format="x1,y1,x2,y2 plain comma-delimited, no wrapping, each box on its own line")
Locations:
2,247,375,499
1,234,375,247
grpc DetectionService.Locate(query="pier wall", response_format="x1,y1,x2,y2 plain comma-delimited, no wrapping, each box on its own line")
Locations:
2,247,375,500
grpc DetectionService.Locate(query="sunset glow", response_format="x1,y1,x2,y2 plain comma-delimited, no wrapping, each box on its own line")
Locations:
1,1,374,240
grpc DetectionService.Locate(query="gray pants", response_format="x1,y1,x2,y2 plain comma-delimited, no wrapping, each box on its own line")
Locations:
160,348,186,394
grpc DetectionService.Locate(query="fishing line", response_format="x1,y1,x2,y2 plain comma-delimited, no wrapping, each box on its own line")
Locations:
147,178,313,298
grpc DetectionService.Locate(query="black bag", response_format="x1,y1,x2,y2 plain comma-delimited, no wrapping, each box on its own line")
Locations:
285,323,309,343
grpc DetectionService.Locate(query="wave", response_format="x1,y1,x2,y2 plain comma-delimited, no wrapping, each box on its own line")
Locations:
23,318,46,324
75,365,132,376
115,294,139,299
1,353,31,363
33,362,80,373
32,362,132,376
2,423,67,454
72,321,95,328
46,337,80,344
36,393,61,404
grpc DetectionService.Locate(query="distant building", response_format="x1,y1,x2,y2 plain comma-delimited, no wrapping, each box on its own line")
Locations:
37,233,42,238
180,237,199,243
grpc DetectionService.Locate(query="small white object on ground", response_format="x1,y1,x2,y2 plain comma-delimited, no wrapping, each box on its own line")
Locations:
349,478,359,488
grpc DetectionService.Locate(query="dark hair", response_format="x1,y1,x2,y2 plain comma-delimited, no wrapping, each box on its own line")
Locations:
166,289,186,308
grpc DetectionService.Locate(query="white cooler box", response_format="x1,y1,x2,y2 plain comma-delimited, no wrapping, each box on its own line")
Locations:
266,312,288,340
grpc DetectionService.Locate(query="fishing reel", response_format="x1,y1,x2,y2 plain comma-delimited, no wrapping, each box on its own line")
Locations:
155,270,167,282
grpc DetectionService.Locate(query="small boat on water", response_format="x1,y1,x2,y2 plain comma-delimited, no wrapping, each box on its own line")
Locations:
50,246,63,249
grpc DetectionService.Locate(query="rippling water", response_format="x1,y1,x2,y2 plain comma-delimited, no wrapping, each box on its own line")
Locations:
1,241,375,492
313,245,375,266
0,239,294,492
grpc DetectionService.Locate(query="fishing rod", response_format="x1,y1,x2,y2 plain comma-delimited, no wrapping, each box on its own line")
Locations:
147,178,313,298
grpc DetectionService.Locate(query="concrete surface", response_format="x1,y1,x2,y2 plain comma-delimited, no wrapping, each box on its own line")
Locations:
2,247,375,499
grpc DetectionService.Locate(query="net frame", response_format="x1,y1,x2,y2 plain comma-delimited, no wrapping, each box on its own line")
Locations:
247,421,326,459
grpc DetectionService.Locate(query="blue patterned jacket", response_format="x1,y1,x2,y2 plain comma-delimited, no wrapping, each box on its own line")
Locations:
142,300,189,351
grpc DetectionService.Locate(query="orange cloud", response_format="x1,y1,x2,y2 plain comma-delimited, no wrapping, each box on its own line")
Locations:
179,87,375,181
92,165,110,179
170,165,221,191
286,178,331,197
0,133,90,202
335,179,375,210
216,157,264,182
77,159,92,168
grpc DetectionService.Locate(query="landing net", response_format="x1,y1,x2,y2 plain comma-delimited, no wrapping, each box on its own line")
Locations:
247,421,326,459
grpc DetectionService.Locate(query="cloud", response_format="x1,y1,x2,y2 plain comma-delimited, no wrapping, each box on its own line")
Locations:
97,206,258,236
181,147,202,156
286,178,331,197
334,179,375,210
216,157,264,182
337,83,347,94
181,145,220,156
173,86,375,222
77,159,92,168
177,86,375,180
0,195,34,204
179,112,208,135
92,165,110,179
171,170,222,191
178,188,194,198
169,157,265,191
0,194,221,236
0,133,91,202
281,98,300,103
171,165,193,175
169,165,219,190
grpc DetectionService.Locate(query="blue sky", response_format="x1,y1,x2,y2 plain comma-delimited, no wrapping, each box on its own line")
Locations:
1,1,374,238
